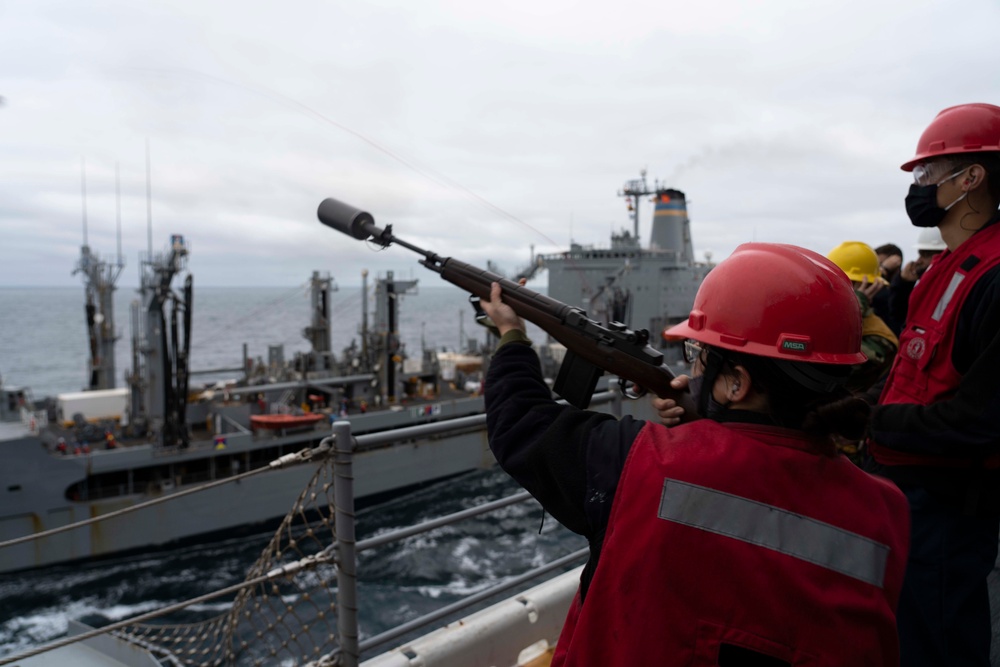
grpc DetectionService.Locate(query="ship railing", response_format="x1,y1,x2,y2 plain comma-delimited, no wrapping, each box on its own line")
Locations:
322,388,622,666
317,414,596,667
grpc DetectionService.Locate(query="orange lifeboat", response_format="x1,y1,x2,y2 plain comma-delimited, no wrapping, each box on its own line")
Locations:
250,413,326,431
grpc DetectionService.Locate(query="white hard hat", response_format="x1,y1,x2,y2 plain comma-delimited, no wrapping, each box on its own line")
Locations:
915,228,947,252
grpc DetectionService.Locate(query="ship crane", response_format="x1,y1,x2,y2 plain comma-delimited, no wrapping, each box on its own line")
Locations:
74,245,124,391
126,235,192,447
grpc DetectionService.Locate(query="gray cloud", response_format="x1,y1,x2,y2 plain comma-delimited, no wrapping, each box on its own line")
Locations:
2,0,999,288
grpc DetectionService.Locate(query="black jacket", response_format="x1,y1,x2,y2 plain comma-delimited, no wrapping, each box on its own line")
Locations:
485,342,642,597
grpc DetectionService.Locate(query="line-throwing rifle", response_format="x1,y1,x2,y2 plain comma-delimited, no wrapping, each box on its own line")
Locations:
318,197,696,416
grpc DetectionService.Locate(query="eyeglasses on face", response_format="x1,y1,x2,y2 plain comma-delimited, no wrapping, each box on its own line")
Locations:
683,339,704,365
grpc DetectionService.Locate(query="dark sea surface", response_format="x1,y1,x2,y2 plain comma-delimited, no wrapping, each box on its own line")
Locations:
0,283,581,663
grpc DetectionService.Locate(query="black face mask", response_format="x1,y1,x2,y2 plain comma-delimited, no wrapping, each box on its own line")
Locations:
687,374,730,421
905,167,969,228
905,183,948,228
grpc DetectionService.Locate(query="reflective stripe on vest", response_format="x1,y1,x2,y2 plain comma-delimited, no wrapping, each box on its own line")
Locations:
657,478,890,588
932,271,965,321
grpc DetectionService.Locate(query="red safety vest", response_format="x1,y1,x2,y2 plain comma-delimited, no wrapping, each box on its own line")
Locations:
552,420,908,667
871,223,1000,468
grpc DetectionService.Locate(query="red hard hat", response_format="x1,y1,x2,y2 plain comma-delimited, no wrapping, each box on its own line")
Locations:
664,243,865,364
901,103,1000,172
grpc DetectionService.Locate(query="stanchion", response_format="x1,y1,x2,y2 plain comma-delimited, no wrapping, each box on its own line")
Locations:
333,421,359,666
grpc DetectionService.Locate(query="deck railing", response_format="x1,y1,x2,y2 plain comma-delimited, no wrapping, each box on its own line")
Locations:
328,388,620,666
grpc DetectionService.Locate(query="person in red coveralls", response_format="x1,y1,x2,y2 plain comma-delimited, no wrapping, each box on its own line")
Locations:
481,243,909,666
864,103,1000,667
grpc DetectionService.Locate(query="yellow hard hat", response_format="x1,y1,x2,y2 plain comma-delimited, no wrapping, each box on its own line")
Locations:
826,241,881,284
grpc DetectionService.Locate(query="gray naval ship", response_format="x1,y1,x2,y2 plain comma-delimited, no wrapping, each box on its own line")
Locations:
0,235,492,574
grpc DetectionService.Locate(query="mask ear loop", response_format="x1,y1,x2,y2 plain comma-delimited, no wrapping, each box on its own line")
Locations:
937,165,971,212
953,165,989,231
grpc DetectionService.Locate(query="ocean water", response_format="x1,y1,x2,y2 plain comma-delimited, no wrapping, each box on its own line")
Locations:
0,282,582,663
0,282,522,400
0,467,583,663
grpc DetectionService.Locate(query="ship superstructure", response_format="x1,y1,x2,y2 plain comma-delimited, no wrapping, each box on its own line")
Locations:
540,171,712,360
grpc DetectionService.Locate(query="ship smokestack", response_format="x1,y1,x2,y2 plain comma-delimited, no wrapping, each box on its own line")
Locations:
649,189,694,265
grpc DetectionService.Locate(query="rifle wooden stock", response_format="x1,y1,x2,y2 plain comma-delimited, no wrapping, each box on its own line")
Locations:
435,257,696,413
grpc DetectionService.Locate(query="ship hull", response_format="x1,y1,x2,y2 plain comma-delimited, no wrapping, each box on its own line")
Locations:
0,398,493,573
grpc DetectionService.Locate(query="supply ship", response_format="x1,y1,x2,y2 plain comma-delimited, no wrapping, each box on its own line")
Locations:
0,235,492,573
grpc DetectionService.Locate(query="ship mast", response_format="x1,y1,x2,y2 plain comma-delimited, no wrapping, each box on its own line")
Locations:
302,270,337,373
124,151,193,447
74,160,125,390
617,168,655,241
372,272,417,405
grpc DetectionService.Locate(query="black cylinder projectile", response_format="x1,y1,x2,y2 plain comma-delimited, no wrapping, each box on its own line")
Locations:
317,198,382,241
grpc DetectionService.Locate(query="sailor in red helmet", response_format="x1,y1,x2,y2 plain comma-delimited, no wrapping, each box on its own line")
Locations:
865,103,1000,666
482,244,909,666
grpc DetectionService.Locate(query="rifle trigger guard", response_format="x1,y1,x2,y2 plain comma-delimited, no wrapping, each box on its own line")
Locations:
618,377,647,400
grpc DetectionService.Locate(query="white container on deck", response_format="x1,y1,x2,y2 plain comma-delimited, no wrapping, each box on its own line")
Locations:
56,388,128,427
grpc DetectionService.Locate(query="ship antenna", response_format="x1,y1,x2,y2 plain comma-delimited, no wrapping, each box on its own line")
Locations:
145,138,153,259
81,157,88,247
618,168,654,241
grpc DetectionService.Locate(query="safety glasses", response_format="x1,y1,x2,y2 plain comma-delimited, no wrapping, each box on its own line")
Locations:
913,161,967,187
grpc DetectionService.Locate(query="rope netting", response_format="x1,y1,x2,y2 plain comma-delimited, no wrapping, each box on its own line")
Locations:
115,457,342,666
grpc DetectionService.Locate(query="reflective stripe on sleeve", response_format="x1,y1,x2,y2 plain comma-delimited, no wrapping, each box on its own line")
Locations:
658,478,890,587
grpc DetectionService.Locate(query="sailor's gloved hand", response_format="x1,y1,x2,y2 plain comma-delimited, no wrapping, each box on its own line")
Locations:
651,374,693,427
481,281,527,337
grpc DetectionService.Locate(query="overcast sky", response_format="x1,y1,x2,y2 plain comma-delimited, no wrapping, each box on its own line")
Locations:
3,0,999,288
